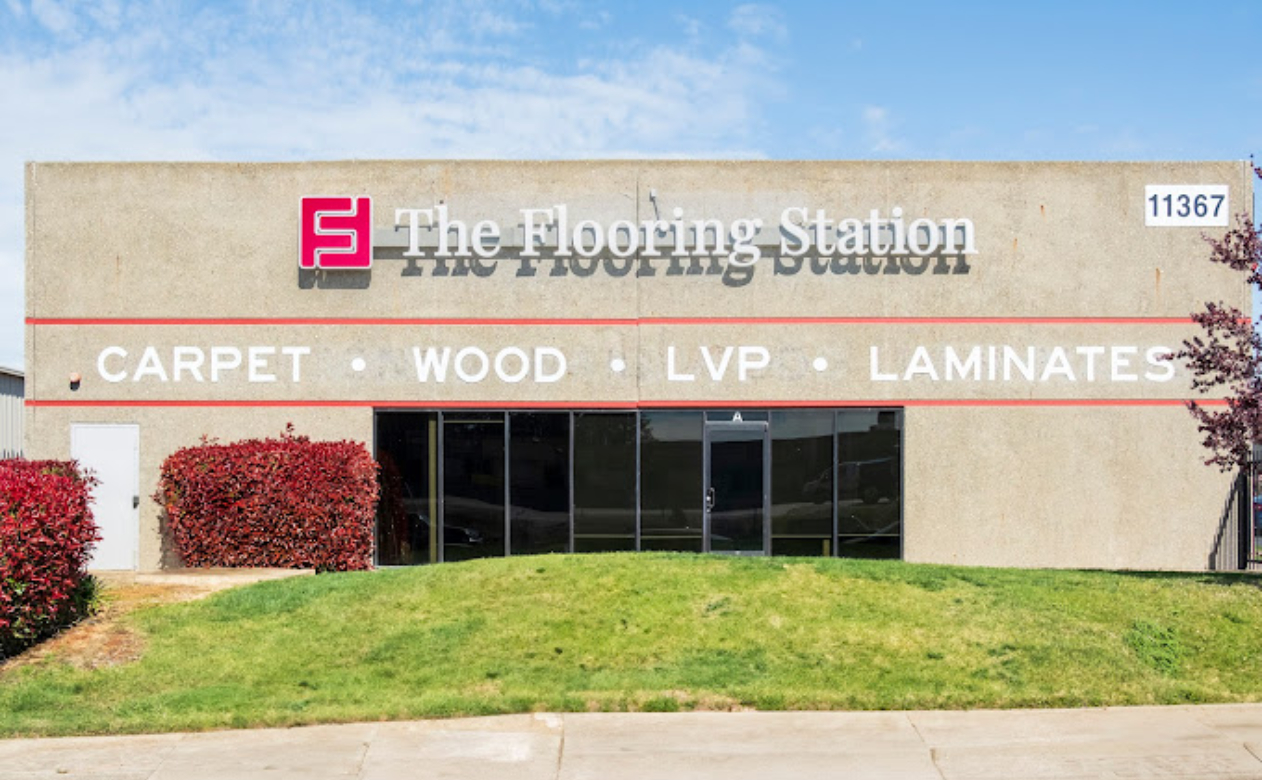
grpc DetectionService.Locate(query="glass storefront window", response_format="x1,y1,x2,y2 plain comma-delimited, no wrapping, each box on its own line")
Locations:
442,413,506,561
770,410,834,556
836,409,902,559
509,412,569,555
375,412,438,565
375,407,903,563
573,413,637,552
640,410,704,552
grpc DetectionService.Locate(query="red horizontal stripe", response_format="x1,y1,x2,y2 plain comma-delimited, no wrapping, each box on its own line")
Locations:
25,316,1200,326
21,399,579,408
635,399,1218,408
25,317,639,326
641,316,1199,325
25,398,1222,409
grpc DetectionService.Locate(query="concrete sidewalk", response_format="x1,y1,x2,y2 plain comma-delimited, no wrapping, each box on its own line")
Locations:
5,705,1262,779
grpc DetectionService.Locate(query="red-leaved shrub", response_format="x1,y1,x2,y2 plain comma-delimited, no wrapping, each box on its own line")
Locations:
155,427,378,572
0,459,99,659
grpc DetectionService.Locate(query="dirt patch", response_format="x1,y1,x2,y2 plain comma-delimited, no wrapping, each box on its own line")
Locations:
623,689,754,712
0,579,223,673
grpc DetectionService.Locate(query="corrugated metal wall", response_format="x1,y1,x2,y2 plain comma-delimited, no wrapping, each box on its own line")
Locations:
0,373,22,459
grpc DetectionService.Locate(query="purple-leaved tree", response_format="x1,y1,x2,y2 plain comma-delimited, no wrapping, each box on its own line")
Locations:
1172,165,1262,472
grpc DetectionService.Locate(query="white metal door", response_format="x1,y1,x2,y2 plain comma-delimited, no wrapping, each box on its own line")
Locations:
71,424,139,570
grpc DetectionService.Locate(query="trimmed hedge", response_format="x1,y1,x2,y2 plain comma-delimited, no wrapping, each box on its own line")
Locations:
0,459,99,660
155,427,378,572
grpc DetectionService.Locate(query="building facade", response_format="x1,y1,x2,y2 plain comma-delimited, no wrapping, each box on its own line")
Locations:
0,366,22,459
23,161,1254,571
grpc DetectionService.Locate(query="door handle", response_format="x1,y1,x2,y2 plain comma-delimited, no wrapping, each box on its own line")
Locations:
705,487,715,511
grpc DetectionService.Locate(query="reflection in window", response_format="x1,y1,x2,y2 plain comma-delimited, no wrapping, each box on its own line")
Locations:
640,411,704,552
708,425,766,552
442,414,505,562
705,410,769,423
573,413,637,552
836,409,902,559
375,406,904,564
509,412,569,555
770,410,834,556
375,412,438,565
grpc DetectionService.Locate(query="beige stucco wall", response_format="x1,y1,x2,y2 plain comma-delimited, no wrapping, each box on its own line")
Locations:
902,406,1238,570
23,160,1253,571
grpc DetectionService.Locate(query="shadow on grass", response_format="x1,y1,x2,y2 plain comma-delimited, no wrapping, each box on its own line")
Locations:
794,553,1262,592
1110,569,1262,589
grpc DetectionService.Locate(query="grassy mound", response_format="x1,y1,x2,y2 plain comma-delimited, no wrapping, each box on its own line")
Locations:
3,553,1262,736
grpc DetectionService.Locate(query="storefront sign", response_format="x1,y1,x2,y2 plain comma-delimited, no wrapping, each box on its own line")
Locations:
300,196,979,271
89,341,1175,387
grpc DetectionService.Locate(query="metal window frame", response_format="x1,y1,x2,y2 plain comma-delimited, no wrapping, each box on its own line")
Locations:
702,418,771,556
568,410,576,554
832,409,840,558
373,404,905,565
833,407,905,560
371,411,380,567
897,408,906,562
437,411,446,563
569,409,639,553
503,411,511,557
635,409,642,551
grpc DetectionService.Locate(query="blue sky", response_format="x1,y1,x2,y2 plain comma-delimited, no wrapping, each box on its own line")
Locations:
2,0,1261,370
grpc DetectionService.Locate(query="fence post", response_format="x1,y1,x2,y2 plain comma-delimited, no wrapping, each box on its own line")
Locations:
1239,463,1255,570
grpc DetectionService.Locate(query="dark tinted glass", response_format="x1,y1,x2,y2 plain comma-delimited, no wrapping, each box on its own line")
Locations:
770,410,834,556
442,415,506,561
375,412,439,565
836,409,902,559
380,405,903,563
573,413,636,552
640,411,704,551
509,412,570,555
708,425,766,552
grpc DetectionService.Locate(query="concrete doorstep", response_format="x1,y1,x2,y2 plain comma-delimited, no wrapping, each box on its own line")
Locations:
4,705,1262,780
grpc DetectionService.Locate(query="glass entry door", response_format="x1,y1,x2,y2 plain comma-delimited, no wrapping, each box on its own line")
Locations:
704,421,770,554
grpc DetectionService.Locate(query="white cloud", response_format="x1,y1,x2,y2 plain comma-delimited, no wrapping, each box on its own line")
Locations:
465,6,527,37
535,0,577,14
0,0,783,369
85,0,120,30
578,9,611,30
29,0,74,35
728,3,787,42
675,13,703,40
862,105,900,152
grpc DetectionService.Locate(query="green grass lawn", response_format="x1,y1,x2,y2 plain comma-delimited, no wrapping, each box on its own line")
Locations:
4,553,1262,736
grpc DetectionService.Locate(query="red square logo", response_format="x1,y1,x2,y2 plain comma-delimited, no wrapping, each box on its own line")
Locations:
300,196,372,270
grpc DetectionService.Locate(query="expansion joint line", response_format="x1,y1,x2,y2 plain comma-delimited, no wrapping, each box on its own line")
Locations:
905,714,948,780
553,714,566,780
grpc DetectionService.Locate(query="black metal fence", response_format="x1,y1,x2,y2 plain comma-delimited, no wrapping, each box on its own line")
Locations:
1208,464,1259,571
